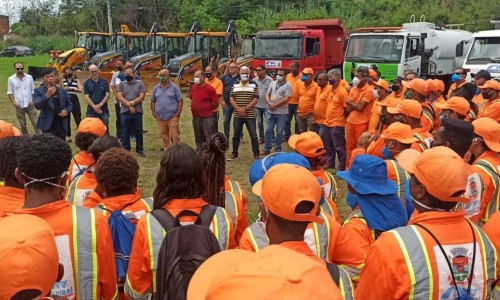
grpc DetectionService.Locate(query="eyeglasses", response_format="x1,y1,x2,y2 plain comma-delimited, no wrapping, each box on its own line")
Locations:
255,69,263,72
90,70,98,73
16,68,23,70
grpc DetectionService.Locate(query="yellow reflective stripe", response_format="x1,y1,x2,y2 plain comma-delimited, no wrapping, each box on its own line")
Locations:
393,230,417,299
472,220,498,291
90,209,98,300
475,160,499,221
313,222,322,259
140,197,154,211
247,228,261,252
213,213,220,241
146,215,157,292
67,175,82,205
338,267,354,300
72,206,80,299
219,208,231,250
322,211,331,263
247,223,269,251
325,172,339,201
422,110,434,126
391,160,402,196
124,276,147,300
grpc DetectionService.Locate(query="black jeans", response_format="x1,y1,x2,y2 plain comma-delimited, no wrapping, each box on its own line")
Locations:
193,117,215,149
66,94,81,137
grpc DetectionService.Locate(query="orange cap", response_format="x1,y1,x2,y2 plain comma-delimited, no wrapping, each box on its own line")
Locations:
188,245,342,300
374,79,389,91
369,69,377,78
0,120,21,139
434,96,470,116
478,80,500,91
0,214,60,299
302,68,314,75
381,122,417,144
252,164,323,224
77,117,107,136
426,79,435,93
397,147,469,203
472,117,500,152
288,131,326,158
387,100,423,119
405,78,428,95
434,79,445,92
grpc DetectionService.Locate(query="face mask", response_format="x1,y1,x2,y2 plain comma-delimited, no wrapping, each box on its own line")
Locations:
392,85,400,92
21,171,67,190
366,78,372,83
117,66,123,71
276,75,283,82
301,75,308,82
404,91,412,99
382,146,391,159
475,88,481,95
125,75,134,81
194,77,201,84
159,76,167,83
206,72,212,78
451,73,460,83
352,77,361,86
373,89,380,98
328,79,336,85
241,74,249,81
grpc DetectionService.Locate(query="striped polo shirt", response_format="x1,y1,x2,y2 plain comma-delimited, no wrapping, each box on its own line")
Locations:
231,81,259,118
63,78,79,95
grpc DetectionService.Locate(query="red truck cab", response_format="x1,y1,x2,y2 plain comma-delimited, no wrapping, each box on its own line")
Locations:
252,19,346,75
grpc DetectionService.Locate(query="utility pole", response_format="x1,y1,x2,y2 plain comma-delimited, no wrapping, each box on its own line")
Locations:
107,0,113,33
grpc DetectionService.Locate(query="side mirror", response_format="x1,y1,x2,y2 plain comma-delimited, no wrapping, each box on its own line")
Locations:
313,42,320,56
456,41,464,57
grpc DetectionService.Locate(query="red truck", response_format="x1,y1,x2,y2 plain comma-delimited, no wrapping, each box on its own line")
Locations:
252,19,346,75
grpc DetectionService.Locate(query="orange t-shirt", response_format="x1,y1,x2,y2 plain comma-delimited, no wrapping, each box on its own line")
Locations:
347,84,375,125
420,101,435,133
286,73,302,105
325,85,348,127
83,193,153,224
478,99,500,122
206,76,223,112
68,151,95,184
368,96,401,133
447,81,465,99
65,170,97,206
314,85,333,125
473,93,486,107
297,81,320,118
0,186,24,212
390,87,406,100
472,150,500,224
483,211,500,296
340,79,350,91
10,200,118,299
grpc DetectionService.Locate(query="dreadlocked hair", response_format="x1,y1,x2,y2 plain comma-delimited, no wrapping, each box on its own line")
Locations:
16,134,72,190
197,132,229,207
0,136,29,184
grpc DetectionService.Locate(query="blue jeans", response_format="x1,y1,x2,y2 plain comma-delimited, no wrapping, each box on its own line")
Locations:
121,112,143,153
319,125,336,168
115,102,122,138
284,103,299,140
223,105,243,140
264,113,287,152
86,110,109,135
255,107,267,140
232,117,259,156
328,126,346,170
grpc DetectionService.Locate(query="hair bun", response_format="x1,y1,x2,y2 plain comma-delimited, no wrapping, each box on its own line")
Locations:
208,132,229,153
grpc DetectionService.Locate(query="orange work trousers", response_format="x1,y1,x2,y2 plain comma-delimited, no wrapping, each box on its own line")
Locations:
346,122,368,159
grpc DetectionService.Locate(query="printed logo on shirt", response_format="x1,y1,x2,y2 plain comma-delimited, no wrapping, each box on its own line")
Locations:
435,243,484,300
464,173,483,218
52,235,76,299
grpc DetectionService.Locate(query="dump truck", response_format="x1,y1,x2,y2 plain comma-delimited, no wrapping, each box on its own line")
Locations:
252,19,346,76
462,29,500,81
343,15,473,82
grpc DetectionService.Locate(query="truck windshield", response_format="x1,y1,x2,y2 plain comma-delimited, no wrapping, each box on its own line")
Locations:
255,37,301,59
77,34,87,48
346,35,404,62
466,37,500,63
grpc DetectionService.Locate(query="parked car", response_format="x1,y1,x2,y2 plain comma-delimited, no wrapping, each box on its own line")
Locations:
0,46,34,57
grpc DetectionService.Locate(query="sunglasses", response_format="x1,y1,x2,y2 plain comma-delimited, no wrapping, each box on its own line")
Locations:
16,68,24,70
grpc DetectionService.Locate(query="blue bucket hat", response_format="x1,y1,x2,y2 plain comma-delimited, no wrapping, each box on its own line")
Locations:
336,154,397,195
249,152,310,186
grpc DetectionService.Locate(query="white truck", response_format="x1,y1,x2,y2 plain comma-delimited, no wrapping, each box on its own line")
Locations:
343,16,473,83
462,29,500,81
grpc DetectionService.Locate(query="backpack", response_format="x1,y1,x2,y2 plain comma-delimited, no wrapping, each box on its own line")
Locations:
151,205,221,300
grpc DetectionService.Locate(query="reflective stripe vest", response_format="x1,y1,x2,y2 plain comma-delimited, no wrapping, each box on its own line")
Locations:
413,133,431,152
321,200,336,219
224,191,239,231
324,171,339,201
338,267,355,300
66,174,92,207
475,160,500,222
344,208,377,241
71,206,99,299
227,180,242,198
135,207,231,293
391,222,497,299
387,159,410,208
96,197,154,217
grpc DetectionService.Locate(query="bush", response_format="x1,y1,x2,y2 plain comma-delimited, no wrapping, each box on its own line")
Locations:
0,36,73,55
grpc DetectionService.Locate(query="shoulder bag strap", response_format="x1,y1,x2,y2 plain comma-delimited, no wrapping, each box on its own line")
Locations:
196,204,218,228
150,208,176,232
326,262,340,286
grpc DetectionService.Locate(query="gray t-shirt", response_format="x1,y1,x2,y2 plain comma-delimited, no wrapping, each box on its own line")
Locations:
267,80,292,115
110,71,122,105
254,75,273,108
118,80,145,113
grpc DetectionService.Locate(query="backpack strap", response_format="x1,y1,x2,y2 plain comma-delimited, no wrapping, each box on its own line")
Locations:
150,208,177,232
326,262,340,286
196,205,218,228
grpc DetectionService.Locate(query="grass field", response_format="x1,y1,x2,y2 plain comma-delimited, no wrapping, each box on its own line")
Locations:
0,55,350,221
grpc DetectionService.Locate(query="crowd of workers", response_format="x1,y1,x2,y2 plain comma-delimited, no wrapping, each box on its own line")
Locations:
1,54,500,299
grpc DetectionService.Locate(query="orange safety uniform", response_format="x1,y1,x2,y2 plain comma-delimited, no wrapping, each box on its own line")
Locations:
340,79,350,91
483,211,500,298
297,81,320,119
447,81,466,99
473,93,486,107
420,100,436,133
65,170,97,207
390,87,406,100
280,241,355,300
314,85,333,126
286,72,302,105
478,98,500,122
68,151,95,184
239,211,365,280
356,211,498,299
411,127,433,152
432,95,446,130
224,175,247,208
10,200,118,299
325,84,348,128
223,176,249,242
125,198,235,299
311,168,339,202
0,186,24,211
472,150,500,224
206,76,223,112
368,96,400,133
346,84,375,157
342,208,376,255
83,193,154,224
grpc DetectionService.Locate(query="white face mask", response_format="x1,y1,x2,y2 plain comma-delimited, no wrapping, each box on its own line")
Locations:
276,75,283,82
373,89,380,98
352,76,361,87
241,74,249,81
193,77,201,84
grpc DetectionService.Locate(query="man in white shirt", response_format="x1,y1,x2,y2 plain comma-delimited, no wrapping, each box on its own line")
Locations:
7,62,41,135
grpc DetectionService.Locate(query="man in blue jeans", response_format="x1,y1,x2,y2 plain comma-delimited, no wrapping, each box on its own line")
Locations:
84,64,110,134
221,62,240,139
260,69,292,155
253,64,273,144
116,67,146,157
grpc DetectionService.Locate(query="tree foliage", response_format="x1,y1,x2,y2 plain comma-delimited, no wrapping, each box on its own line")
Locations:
9,0,500,37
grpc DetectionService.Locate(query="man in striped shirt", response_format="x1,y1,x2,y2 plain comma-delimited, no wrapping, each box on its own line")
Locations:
229,66,259,160
62,67,82,142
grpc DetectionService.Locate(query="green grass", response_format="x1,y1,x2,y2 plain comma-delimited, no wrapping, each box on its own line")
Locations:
0,55,350,222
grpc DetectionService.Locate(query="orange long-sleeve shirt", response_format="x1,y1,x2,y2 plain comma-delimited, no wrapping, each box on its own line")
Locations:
420,101,436,133
356,211,499,299
314,85,333,125
10,200,118,299
0,186,24,212
125,198,235,298
68,151,95,184
478,99,500,122
483,211,500,298
286,73,302,105
297,81,321,118
66,170,97,206
472,151,500,224
411,127,433,152
83,193,153,224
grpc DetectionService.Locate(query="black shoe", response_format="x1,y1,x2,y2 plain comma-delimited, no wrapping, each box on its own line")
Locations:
227,154,238,161
137,152,146,157
253,153,260,160
143,129,148,134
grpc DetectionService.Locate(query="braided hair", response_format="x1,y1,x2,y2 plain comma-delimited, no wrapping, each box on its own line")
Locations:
197,133,229,207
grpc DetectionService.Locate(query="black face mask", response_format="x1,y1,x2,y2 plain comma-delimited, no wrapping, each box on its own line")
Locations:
482,91,492,99
117,66,123,71
392,85,400,91
206,72,212,78
125,75,134,81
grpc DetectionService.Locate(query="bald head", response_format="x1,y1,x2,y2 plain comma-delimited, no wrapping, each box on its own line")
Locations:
89,64,99,80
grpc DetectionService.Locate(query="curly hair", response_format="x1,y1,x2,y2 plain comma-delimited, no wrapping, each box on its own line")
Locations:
0,136,29,185
87,136,121,161
95,147,138,197
197,132,228,207
153,143,206,209
16,134,72,190
75,132,98,151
